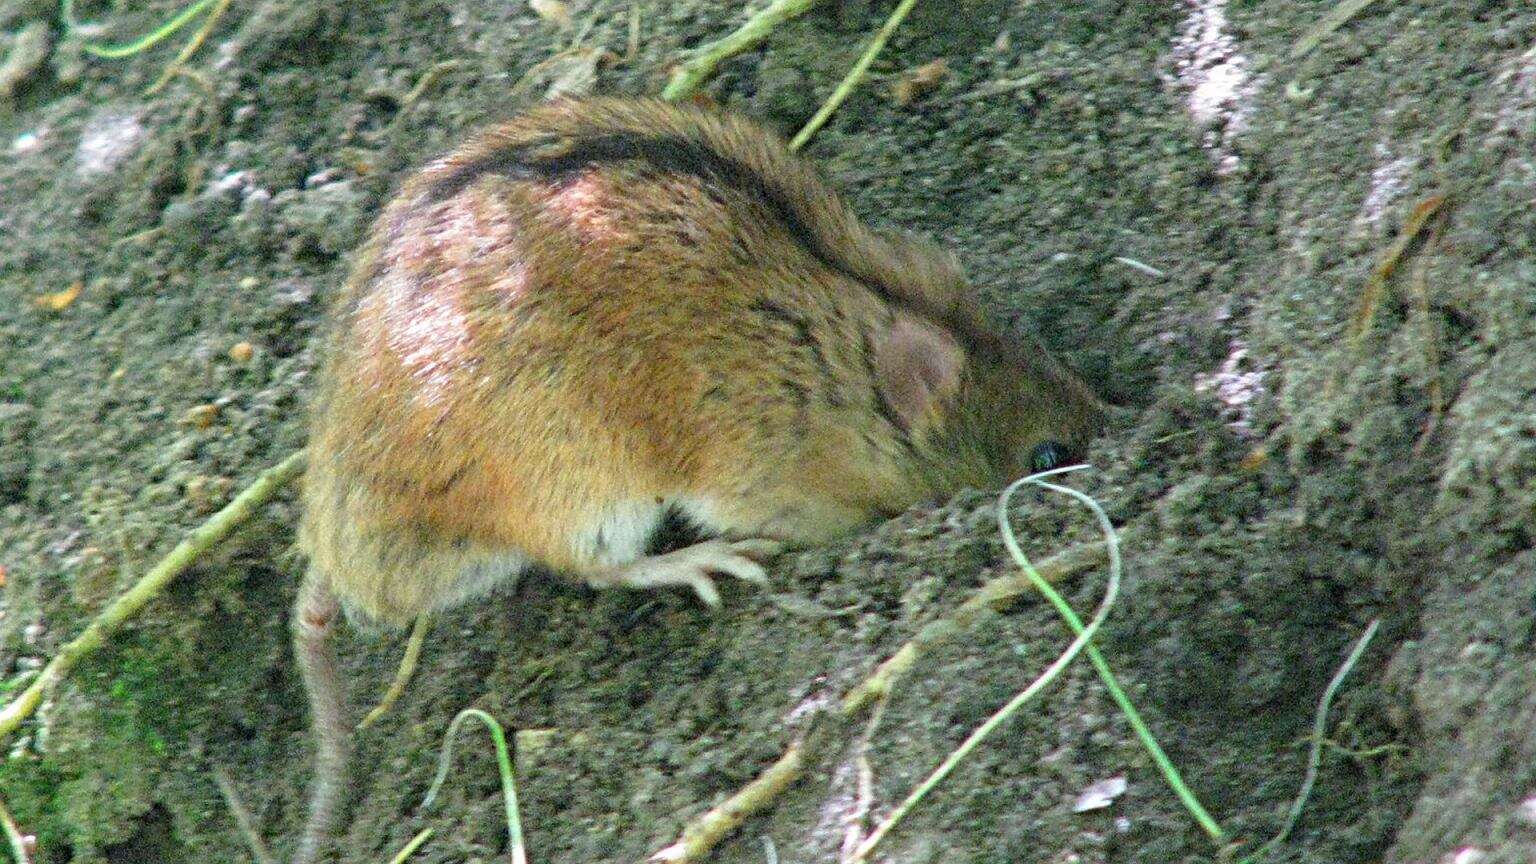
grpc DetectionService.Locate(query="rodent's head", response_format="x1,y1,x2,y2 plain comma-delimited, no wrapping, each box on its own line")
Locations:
872,306,1107,495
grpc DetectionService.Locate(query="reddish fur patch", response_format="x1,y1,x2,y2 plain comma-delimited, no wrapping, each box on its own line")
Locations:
545,173,627,243
359,193,533,411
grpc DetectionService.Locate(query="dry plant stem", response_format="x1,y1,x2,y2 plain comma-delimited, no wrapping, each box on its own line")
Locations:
0,795,28,864
1288,0,1384,59
840,693,889,861
400,61,464,113
646,738,810,863
627,2,640,60
1240,619,1381,863
0,450,308,740
660,0,820,102
145,0,233,95
787,0,920,151
1348,194,1447,348
213,765,276,864
841,540,1110,715
385,829,434,864
358,613,432,729
1410,226,1446,455
645,539,1108,863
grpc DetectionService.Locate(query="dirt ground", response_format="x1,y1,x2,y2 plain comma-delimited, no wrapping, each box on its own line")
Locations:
1,1,1534,862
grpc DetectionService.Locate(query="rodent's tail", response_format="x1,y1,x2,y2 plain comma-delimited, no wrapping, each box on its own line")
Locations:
290,567,350,864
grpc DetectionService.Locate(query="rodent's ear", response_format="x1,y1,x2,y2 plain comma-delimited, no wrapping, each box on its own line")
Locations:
873,315,964,436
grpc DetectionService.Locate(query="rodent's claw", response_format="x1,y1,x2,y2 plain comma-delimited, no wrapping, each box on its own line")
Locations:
688,577,723,608
727,538,785,565
604,539,779,607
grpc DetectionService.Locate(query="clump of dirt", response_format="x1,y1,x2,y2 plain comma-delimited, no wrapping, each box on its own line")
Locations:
1,1,1533,863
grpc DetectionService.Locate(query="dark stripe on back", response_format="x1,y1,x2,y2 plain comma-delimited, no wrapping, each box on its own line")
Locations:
426,132,873,295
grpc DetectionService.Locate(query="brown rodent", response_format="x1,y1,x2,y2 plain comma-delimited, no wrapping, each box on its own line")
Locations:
290,96,1106,862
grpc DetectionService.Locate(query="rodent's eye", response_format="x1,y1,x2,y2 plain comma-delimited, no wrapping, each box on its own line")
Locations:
1028,440,1069,473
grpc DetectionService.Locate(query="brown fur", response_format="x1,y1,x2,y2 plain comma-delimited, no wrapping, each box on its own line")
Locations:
290,97,1106,860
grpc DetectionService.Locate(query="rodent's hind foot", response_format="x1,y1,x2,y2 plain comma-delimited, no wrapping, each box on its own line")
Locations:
593,539,782,607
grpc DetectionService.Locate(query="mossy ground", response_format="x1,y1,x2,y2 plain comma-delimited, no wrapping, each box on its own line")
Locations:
1,1,1533,862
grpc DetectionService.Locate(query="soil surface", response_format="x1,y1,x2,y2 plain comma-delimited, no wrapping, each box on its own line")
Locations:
2,1,1534,863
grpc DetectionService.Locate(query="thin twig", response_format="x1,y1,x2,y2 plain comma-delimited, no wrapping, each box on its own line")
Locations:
384,829,434,864
839,692,888,861
145,0,233,95
647,738,809,863
626,2,641,61
661,0,821,102
1409,223,1447,456
358,614,432,729
645,538,1109,862
0,450,308,740
852,467,1124,860
399,61,464,114
213,765,276,864
1348,194,1447,348
0,794,29,864
1240,619,1381,863
1288,0,1384,60
840,539,1110,715
788,0,919,151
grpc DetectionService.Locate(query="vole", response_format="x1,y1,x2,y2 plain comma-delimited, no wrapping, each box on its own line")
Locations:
290,96,1106,862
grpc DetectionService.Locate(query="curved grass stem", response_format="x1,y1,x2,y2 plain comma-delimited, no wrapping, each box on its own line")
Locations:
61,0,221,59
1239,618,1381,863
852,465,1128,859
422,708,528,864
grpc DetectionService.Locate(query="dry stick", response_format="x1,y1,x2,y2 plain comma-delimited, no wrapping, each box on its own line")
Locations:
385,829,434,864
1288,0,1384,60
660,0,821,102
358,613,433,729
787,0,919,151
1238,619,1381,863
851,471,1123,861
1347,194,1447,348
1409,219,1447,456
0,794,28,864
0,450,308,740
145,0,234,95
840,691,890,860
647,738,810,864
213,764,277,864
842,539,1111,714
641,541,1109,863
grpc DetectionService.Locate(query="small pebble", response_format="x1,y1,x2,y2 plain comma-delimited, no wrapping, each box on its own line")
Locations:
183,404,219,428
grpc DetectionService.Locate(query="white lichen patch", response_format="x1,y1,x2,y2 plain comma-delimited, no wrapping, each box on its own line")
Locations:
1354,141,1415,232
1491,44,1536,137
1195,340,1267,436
10,128,43,155
75,110,145,179
1166,0,1261,174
